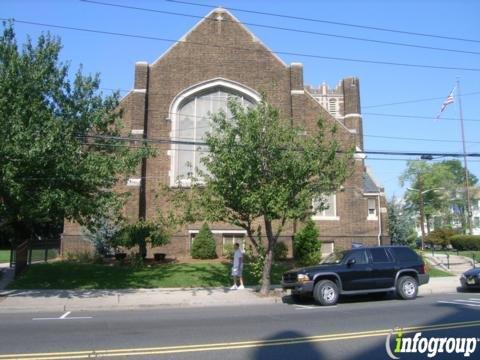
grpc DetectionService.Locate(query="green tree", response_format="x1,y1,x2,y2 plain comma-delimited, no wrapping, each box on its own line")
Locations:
435,160,478,232
387,196,417,247
168,98,352,295
400,161,452,236
0,23,149,244
400,160,477,235
294,219,322,266
191,223,217,259
111,219,169,259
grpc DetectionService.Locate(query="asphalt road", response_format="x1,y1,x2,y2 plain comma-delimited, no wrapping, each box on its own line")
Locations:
0,292,479,359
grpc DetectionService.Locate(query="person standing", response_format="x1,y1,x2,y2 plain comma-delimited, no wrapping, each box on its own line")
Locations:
230,243,244,290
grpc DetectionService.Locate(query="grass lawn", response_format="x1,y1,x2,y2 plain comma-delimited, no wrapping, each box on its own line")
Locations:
8,261,289,290
0,249,58,263
0,250,10,263
427,267,454,277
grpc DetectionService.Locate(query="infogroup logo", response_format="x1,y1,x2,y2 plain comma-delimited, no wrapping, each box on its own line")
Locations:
385,328,479,359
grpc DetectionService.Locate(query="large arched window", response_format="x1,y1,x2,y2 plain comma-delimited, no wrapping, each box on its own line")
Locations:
170,79,259,186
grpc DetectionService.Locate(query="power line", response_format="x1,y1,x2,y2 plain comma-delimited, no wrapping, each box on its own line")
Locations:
363,91,480,108
100,87,130,93
121,108,480,145
363,134,480,145
78,134,480,158
164,0,480,44
366,157,480,163
81,0,480,56
363,111,480,122
5,18,480,72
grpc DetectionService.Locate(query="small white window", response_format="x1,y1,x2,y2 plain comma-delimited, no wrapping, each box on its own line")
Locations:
472,200,479,210
312,194,339,220
223,234,245,253
321,242,334,256
190,233,196,247
329,98,337,116
367,198,377,220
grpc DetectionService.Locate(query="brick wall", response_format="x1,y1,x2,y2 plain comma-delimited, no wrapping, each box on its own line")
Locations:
63,8,389,258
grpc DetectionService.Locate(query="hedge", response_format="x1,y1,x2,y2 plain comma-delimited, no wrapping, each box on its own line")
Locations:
424,228,458,247
450,235,480,251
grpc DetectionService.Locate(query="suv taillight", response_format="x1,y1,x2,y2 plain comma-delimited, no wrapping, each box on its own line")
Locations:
419,264,426,274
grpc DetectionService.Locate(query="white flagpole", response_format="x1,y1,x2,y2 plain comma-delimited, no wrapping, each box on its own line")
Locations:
457,78,473,234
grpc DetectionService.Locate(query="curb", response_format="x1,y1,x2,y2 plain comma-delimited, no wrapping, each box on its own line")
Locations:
0,279,463,314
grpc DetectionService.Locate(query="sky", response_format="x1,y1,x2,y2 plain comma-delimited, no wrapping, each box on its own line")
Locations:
2,0,480,199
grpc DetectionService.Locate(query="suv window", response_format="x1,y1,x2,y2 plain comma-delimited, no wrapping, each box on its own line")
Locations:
392,247,419,262
346,250,368,264
370,248,390,263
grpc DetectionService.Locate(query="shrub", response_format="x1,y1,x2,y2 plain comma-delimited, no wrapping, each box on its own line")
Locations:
191,223,217,259
127,253,145,269
65,251,94,263
294,220,322,266
110,219,170,259
223,243,234,259
87,219,119,256
424,228,458,247
246,244,266,283
450,235,480,251
273,241,288,261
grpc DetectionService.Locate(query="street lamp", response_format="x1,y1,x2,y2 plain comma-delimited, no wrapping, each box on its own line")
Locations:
406,187,444,251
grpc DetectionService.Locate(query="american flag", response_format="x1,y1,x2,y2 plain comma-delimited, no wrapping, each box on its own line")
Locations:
436,87,455,119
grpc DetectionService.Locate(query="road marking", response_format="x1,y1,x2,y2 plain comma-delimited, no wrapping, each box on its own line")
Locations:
2,319,480,359
437,300,480,307
294,304,337,310
32,312,93,321
455,299,480,304
59,312,71,319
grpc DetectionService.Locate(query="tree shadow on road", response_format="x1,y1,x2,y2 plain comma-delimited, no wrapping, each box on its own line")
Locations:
252,330,327,360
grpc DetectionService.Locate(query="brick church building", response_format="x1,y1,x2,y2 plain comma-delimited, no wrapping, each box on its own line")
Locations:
63,7,389,258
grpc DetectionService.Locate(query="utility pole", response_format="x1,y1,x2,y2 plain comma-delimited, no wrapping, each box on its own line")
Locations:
418,177,427,250
407,178,444,250
457,78,473,234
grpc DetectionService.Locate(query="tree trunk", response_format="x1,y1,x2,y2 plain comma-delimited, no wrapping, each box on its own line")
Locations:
260,218,275,296
12,220,30,247
418,178,426,250
139,239,147,259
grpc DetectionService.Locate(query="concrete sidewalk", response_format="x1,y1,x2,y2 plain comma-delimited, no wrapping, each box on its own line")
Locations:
0,287,281,313
0,276,462,313
425,253,478,275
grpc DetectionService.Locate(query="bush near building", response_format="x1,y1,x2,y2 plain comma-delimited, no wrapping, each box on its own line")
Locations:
424,228,458,247
450,235,480,251
191,223,217,259
293,220,322,266
110,220,169,259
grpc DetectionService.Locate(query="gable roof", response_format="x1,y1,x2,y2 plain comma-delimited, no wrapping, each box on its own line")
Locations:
363,168,382,194
151,7,287,67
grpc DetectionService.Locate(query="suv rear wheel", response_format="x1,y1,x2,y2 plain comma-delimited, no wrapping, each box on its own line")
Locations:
397,276,418,300
313,280,339,306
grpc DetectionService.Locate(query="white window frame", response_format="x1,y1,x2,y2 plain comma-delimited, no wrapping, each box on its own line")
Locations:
474,216,480,228
222,233,246,252
311,193,339,221
168,78,261,187
188,229,247,250
367,198,378,220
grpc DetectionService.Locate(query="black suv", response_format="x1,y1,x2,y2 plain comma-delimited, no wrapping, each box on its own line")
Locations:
282,246,429,306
